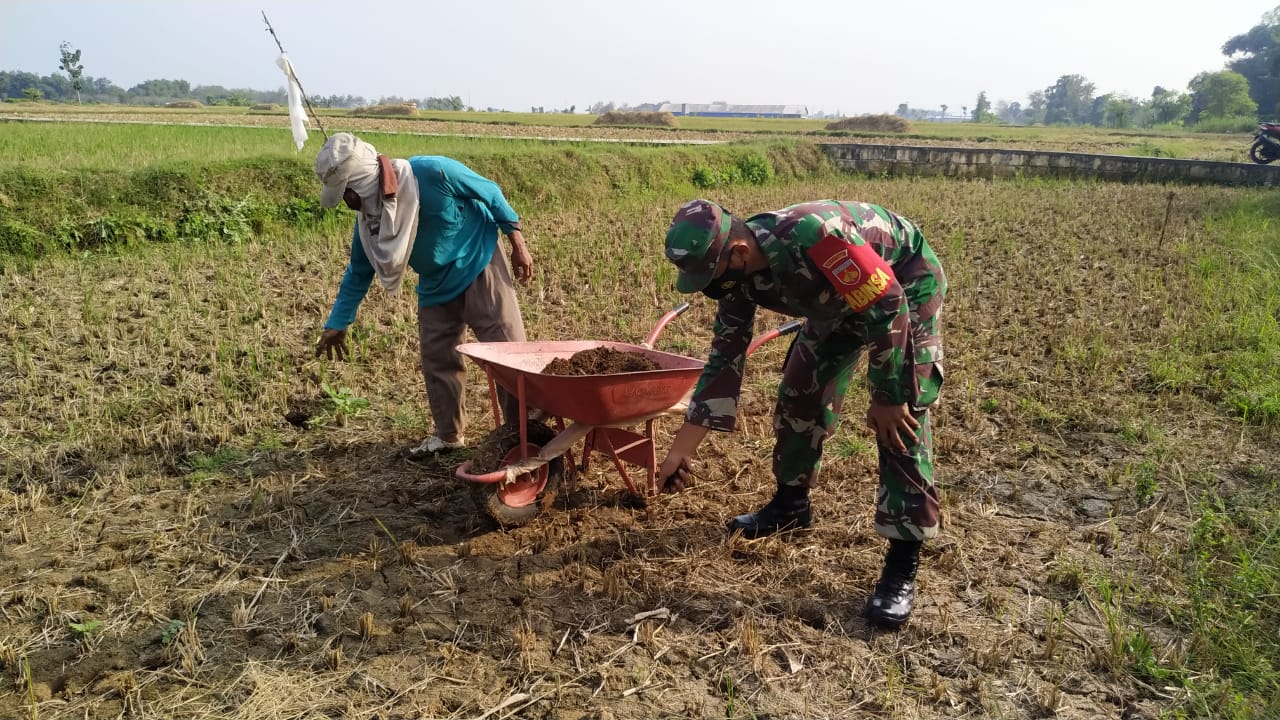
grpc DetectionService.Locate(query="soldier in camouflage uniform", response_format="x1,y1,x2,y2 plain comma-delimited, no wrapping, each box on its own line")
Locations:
656,199,946,628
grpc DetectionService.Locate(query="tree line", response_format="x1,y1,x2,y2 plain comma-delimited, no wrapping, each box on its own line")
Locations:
896,8,1276,129
0,69,464,111
0,71,289,106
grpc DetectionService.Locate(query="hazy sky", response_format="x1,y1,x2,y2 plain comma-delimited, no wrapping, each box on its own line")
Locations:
1,1,1274,114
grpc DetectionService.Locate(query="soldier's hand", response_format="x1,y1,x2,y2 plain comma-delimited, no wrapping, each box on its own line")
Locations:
866,401,919,454
315,328,349,361
655,453,692,494
655,422,710,494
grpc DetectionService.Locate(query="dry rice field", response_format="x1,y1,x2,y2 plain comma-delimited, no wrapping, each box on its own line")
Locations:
1,120,1277,719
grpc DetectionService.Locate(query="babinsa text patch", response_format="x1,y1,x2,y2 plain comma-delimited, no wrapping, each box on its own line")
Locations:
807,234,894,311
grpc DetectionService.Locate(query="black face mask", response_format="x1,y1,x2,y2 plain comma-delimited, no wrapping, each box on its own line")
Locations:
701,266,747,300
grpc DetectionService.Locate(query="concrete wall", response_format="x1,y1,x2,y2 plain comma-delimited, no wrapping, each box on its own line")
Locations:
819,143,1280,186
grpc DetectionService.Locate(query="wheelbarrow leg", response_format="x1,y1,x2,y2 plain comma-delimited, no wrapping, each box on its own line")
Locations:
644,418,656,493
587,429,640,496
584,424,657,497
581,429,594,477
553,416,578,485
517,374,528,456
483,369,502,429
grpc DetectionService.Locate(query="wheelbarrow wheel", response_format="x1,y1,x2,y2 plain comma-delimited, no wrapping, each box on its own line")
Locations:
469,421,563,528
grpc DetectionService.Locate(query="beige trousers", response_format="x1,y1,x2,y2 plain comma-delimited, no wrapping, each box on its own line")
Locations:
417,247,526,438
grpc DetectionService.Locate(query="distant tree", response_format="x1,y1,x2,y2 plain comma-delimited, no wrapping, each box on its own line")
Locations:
1025,90,1048,124
939,103,948,119
1187,70,1258,123
1044,74,1095,125
995,99,1024,124
44,74,71,99
22,87,42,101
128,78,191,102
1087,94,1109,126
889,104,931,121
421,95,463,111
0,70,122,102
88,76,124,101
196,84,232,105
1,71,47,100
315,94,365,109
201,86,284,105
1222,10,1280,118
58,41,84,104
1148,86,1190,125
972,92,995,122
1090,93,1141,128
569,104,575,114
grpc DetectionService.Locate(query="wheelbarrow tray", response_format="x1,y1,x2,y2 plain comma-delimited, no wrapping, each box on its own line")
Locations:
457,340,704,426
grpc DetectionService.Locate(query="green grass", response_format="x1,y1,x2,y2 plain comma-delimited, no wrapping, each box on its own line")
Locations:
0,120,697,171
1175,484,1280,718
1145,195,1280,717
1153,197,1280,426
0,120,314,170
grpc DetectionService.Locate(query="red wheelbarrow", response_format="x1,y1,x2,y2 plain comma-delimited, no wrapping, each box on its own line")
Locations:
453,303,801,526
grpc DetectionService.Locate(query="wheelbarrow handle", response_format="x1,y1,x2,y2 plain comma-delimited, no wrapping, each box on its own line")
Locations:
640,302,691,349
746,318,803,356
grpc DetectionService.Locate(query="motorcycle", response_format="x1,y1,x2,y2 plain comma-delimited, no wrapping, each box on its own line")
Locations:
1249,123,1280,164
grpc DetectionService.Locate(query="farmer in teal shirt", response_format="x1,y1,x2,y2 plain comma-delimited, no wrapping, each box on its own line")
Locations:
313,133,533,457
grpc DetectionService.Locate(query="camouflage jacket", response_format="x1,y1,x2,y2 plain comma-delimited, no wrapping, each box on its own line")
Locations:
687,200,947,431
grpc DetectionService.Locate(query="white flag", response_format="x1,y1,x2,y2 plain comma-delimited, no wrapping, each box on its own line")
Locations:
276,53,309,151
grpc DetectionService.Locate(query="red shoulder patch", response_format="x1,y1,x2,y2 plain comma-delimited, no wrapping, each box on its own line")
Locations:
807,233,895,311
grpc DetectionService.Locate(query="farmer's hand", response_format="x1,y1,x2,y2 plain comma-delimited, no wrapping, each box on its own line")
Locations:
315,328,349,361
507,230,533,283
654,422,710,494
865,401,919,454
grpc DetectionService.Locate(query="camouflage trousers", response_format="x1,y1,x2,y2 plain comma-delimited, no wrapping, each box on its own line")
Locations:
772,324,943,542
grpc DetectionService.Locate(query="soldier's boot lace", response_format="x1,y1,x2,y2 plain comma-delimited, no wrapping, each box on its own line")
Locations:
865,539,922,628
725,486,811,539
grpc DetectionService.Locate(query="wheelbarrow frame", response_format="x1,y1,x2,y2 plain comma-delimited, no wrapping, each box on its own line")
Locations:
455,303,802,514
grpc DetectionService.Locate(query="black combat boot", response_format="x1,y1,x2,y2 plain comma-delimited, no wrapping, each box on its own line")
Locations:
865,539,922,628
726,485,812,539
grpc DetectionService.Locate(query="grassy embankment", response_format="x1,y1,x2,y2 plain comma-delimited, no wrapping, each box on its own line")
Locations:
0,121,800,257
0,121,1276,718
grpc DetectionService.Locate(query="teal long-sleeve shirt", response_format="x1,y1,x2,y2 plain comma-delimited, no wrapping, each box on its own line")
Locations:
323,156,522,330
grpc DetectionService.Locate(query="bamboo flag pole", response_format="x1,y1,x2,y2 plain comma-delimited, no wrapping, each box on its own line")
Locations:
262,11,328,140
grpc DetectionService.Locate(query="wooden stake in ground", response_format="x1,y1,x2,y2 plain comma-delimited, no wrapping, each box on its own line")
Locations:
1158,191,1176,251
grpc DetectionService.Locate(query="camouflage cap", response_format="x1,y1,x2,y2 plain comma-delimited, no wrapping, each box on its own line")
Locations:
664,199,733,293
